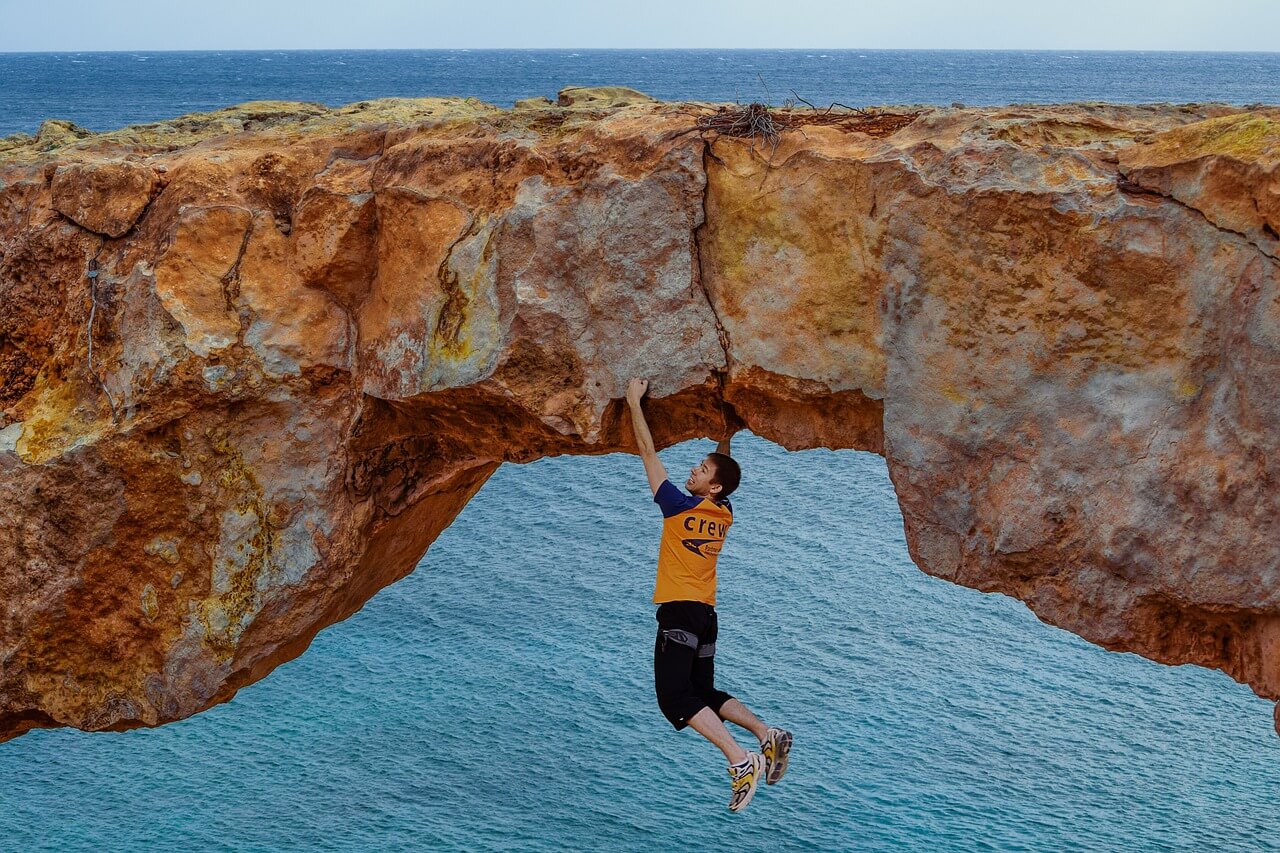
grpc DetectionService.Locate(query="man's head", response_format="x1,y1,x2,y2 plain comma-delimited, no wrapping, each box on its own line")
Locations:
685,452,741,502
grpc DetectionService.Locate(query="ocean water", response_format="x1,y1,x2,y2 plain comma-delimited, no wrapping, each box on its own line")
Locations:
2,49,1280,136
3,51,1280,852
5,439,1279,851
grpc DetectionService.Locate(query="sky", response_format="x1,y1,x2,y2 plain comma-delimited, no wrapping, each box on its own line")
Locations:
0,0,1277,52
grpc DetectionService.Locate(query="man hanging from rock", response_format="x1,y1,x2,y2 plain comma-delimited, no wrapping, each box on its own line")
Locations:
625,377,793,813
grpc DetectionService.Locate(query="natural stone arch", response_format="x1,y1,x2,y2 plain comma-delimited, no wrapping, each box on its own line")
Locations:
2,95,1279,742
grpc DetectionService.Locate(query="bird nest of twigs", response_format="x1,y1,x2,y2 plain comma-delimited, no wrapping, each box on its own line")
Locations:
675,97,919,159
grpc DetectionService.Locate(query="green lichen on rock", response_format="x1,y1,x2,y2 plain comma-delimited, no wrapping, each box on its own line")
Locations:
1136,113,1280,164
196,428,274,660
0,97,505,164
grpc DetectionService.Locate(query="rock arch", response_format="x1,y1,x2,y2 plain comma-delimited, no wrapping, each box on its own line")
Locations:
2,94,1278,741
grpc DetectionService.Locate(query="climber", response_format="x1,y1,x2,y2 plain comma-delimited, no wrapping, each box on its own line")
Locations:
625,377,793,813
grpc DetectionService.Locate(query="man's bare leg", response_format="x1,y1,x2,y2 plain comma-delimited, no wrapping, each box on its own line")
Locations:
723,699,793,786
687,706,749,764
718,698,769,744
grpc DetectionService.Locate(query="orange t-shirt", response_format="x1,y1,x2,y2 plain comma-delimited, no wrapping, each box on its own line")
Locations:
652,480,733,606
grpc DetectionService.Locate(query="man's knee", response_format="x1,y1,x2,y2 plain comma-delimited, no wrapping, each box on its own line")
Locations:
689,657,730,716
656,687,706,731
702,690,734,716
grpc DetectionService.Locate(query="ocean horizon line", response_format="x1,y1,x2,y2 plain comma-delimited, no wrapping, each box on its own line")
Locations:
4,47,1280,55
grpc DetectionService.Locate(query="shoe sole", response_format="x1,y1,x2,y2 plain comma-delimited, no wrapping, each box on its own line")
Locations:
766,731,792,785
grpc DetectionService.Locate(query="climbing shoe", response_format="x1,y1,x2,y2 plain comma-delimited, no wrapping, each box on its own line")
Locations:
760,727,793,785
727,752,765,813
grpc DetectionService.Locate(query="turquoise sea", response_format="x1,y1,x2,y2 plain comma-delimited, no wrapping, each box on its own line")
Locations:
3,50,1280,852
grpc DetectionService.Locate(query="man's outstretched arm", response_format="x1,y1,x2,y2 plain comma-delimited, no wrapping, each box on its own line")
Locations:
716,401,739,456
626,378,668,496
716,399,747,458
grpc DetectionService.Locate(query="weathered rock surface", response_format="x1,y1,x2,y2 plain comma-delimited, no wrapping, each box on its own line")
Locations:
2,92,1279,742
50,160,160,237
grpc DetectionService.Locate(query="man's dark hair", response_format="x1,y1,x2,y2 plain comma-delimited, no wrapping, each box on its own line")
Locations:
706,452,741,501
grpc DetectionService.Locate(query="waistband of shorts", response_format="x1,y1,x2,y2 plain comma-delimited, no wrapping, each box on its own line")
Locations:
655,599,716,613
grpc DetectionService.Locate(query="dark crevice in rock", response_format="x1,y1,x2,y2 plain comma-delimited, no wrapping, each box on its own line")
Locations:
433,214,481,354
220,221,254,337
1116,169,1280,265
114,174,168,242
693,138,733,374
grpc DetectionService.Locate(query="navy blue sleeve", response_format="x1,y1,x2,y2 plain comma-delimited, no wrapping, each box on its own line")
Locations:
654,480,699,518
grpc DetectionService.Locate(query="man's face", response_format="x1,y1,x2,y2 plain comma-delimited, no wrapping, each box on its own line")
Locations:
686,456,720,498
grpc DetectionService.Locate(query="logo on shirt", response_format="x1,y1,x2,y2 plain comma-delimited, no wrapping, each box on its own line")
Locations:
681,538,722,558
683,516,728,537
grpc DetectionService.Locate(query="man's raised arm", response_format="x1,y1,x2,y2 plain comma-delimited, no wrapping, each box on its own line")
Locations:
716,400,739,456
626,378,669,496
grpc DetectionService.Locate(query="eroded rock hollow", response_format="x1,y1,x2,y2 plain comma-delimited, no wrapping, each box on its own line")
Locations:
2,89,1278,742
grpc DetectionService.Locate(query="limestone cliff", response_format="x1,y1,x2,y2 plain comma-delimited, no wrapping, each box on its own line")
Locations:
2,91,1278,742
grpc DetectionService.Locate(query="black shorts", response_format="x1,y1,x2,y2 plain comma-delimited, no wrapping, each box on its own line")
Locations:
653,600,734,730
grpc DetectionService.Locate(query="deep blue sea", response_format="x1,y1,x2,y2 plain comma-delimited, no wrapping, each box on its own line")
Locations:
3,51,1280,852
2,49,1280,136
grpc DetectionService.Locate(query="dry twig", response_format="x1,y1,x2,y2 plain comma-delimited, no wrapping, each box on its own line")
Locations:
674,97,920,162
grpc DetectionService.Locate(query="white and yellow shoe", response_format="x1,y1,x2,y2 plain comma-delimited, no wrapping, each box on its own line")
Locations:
760,727,793,785
727,752,765,813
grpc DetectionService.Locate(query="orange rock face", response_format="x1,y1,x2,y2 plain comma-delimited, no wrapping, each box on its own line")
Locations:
2,94,1279,741
50,160,160,238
